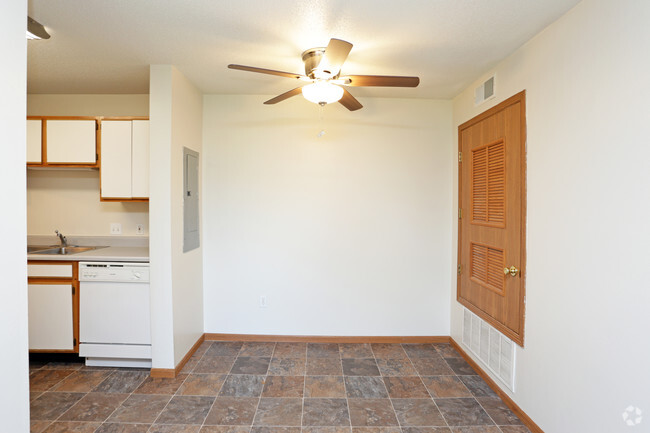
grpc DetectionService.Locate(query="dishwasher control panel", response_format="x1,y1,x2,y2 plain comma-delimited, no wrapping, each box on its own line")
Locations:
79,262,150,282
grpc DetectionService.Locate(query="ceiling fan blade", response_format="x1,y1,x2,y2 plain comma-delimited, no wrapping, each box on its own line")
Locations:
339,88,363,111
318,38,353,77
228,64,305,80
264,87,304,105
342,75,420,87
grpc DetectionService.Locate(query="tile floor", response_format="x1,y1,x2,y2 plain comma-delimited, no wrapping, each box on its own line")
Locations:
29,341,531,433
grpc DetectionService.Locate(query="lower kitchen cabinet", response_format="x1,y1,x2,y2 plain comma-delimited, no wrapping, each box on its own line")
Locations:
28,283,74,350
27,261,79,353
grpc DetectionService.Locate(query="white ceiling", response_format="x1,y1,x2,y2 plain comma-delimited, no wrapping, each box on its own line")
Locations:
27,0,580,99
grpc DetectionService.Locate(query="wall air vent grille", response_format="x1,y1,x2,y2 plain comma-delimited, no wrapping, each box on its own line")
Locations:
474,75,496,106
461,307,516,391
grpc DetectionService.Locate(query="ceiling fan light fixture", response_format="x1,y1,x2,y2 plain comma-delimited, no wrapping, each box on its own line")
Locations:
302,81,344,105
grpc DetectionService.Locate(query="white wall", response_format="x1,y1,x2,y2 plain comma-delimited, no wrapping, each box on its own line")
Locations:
450,1,650,432
27,170,148,236
170,68,204,364
26,94,149,236
0,0,30,431
149,66,204,368
203,95,453,336
149,66,175,368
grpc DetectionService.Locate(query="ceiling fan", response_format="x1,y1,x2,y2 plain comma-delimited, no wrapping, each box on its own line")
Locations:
228,38,419,111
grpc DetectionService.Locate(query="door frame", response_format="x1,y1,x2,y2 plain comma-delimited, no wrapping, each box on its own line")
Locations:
457,90,527,346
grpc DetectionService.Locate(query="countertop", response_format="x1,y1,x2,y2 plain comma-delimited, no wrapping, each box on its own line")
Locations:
28,246,149,262
27,236,149,262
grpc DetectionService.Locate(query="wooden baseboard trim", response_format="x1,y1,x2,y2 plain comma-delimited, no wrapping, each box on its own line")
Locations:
449,338,544,433
149,368,176,378
150,333,205,378
205,333,450,344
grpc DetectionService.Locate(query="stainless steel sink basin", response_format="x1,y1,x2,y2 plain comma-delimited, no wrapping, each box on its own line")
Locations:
28,246,107,255
27,245,56,253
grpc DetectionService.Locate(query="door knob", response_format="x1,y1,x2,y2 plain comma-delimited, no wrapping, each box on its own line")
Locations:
504,266,519,277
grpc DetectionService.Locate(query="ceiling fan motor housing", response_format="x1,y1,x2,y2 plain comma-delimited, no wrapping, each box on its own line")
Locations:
302,48,335,80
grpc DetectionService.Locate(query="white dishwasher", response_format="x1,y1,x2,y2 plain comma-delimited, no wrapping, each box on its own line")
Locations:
79,261,151,368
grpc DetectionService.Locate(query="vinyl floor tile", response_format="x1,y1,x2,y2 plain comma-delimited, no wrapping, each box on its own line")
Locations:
382,376,430,398
219,375,266,397
30,392,85,420
434,398,494,426
106,394,171,423
253,398,303,426
391,398,446,426
177,373,227,396
261,376,304,397
421,376,472,398
155,395,216,424
204,397,259,425
58,392,129,422
347,399,399,427
42,421,102,433
306,359,342,376
304,376,346,398
268,358,306,376
345,376,389,399
342,359,380,376
302,398,350,426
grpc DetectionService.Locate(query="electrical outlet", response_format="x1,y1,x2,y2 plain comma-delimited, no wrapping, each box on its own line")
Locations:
136,224,144,235
259,296,268,308
110,223,122,235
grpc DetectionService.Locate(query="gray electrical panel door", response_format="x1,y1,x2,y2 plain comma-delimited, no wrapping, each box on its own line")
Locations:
183,147,200,252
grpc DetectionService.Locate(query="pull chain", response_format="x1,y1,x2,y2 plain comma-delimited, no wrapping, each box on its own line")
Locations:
317,102,326,138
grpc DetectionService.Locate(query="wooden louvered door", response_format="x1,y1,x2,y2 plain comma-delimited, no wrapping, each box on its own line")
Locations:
458,91,526,346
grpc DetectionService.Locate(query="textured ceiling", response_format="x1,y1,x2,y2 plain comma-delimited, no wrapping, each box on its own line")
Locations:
27,0,580,98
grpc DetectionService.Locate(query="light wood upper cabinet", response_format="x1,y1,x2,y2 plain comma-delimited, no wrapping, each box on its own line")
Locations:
26,119,43,164
100,119,149,201
27,117,99,167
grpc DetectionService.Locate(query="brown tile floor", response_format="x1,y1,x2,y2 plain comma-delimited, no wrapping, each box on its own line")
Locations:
29,342,531,433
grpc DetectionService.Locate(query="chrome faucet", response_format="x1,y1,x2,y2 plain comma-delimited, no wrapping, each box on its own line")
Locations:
55,229,68,248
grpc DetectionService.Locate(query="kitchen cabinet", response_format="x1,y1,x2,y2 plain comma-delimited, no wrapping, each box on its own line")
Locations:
27,116,99,167
100,119,149,201
26,119,43,164
27,261,79,353
47,119,97,164
28,284,74,350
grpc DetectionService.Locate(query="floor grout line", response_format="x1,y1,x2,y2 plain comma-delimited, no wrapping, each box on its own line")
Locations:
376,345,405,432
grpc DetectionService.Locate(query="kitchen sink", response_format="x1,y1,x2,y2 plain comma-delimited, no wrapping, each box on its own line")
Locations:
28,246,107,255
27,245,56,253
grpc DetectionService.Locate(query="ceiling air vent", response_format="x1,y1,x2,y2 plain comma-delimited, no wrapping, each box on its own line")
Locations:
474,75,495,105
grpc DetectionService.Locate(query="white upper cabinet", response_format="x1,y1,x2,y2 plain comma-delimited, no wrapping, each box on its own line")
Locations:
131,120,150,198
101,121,133,198
100,119,149,200
46,119,97,164
26,119,42,164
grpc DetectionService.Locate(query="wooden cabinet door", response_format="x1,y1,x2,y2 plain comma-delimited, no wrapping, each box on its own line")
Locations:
28,283,74,350
458,91,526,346
131,120,150,199
26,119,42,164
46,119,97,164
101,120,133,199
